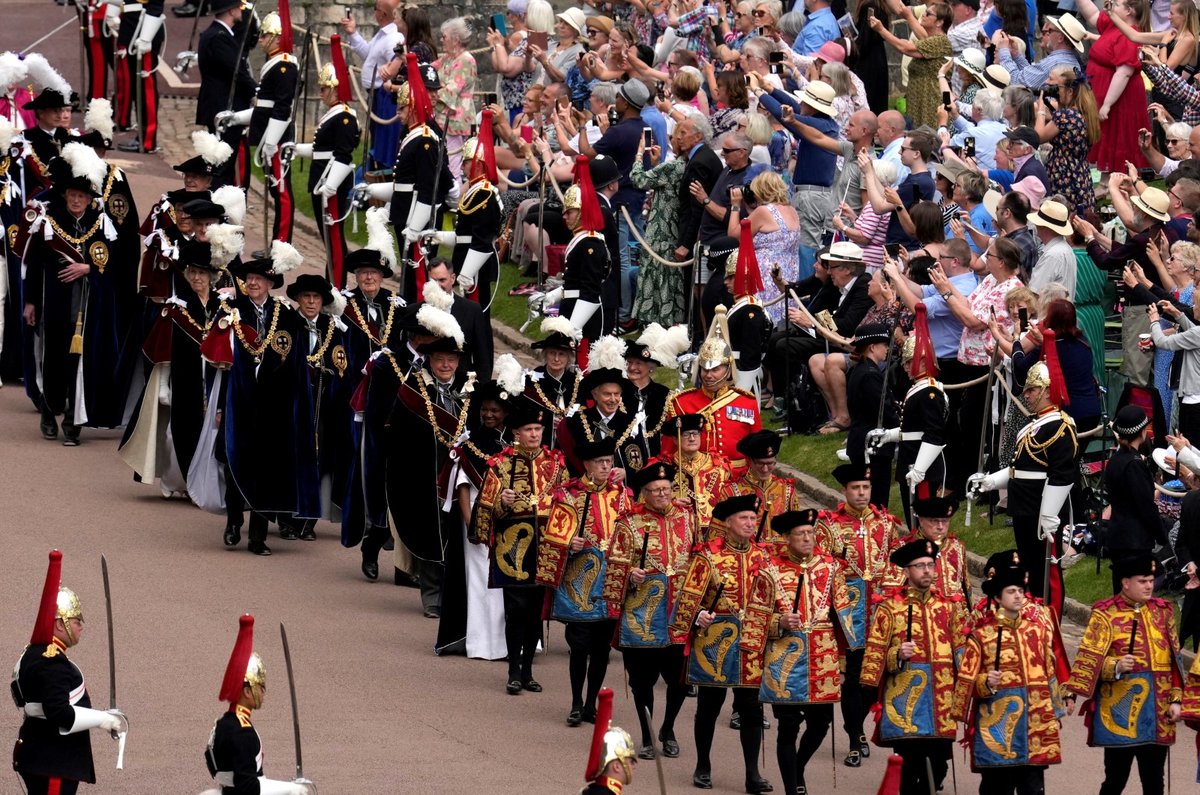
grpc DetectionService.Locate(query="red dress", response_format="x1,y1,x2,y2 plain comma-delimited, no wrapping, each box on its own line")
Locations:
1086,12,1149,171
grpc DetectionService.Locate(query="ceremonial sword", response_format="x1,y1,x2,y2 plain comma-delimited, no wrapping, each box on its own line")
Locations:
101,555,128,769
639,706,668,795
280,623,312,787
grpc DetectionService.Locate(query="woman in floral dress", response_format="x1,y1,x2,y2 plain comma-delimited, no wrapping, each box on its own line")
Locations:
868,3,953,128
630,138,687,327
729,172,801,327
435,18,477,186
1035,66,1100,215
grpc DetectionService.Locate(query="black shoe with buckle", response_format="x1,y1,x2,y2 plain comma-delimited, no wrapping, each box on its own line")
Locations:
522,679,542,693
745,776,773,793
692,770,713,789
299,525,316,540
659,729,680,758
223,523,242,547
730,711,741,730
361,557,379,581
277,525,299,540
581,705,597,724
843,749,861,768
61,432,80,447
859,735,870,758
637,744,656,760
567,707,583,727
40,416,58,440
248,541,272,556
506,679,522,695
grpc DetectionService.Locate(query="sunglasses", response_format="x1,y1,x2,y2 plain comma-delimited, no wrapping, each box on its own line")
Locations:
1168,138,1185,144
721,146,747,153
752,8,768,15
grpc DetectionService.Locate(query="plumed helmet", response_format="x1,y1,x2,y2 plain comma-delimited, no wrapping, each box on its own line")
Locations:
1023,361,1051,392
563,185,582,211
596,725,637,781
244,651,266,690
317,62,339,91
56,587,83,623
901,335,916,366
260,11,283,36
698,305,735,372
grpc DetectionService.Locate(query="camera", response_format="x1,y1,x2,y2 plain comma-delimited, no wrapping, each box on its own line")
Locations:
742,185,757,207
1041,85,1060,101
482,92,498,107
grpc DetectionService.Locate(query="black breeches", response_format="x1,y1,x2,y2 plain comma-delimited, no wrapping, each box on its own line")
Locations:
842,647,876,741
896,738,951,795
622,645,687,745
503,586,544,679
694,686,763,778
565,620,614,709
772,702,834,794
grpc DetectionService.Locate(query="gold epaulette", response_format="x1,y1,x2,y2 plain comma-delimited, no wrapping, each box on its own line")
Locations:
42,644,60,659
457,180,495,215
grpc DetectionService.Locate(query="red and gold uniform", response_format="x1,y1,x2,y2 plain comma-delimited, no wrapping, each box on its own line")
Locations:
894,530,970,615
750,550,849,705
952,611,1066,772
602,461,695,752
745,541,849,795
861,540,965,795
671,528,775,788
662,385,760,477
474,434,568,690
670,450,729,543
721,469,801,550
1066,593,1184,749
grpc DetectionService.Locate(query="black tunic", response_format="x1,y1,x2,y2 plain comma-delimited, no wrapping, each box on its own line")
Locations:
558,405,649,475
248,53,297,147
895,378,948,489
196,19,254,129
726,297,773,372
12,641,96,784
560,231,609,340
306,104,359,195
204,706,262,795
1007,409,1078,518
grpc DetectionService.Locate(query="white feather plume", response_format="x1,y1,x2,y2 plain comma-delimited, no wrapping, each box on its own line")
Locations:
191,130,233,167
652,324,692,368
540,316,580,341
416,304,465,346
206,223,245,267
494,353,525,399
422,278,454,311
0,52,28,92
364,206,396,268
22,53,71,98
325,290,347,317
84,98,114,143
269,240,302,275
211,185,245,225
587,334,628,372
636,323,666,351
0,117,15,153
60,142,107,192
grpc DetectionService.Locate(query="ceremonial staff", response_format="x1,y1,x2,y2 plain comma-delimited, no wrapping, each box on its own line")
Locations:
630,528,650,594
791,572,804,614
967,317,1000,528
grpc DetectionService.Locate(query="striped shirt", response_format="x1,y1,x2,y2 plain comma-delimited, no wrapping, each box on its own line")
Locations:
1145,63,1200,126
994,48,1081,91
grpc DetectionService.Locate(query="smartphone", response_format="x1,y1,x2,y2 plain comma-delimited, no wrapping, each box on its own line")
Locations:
757,26,767,36
607,107,619,126
344,5,353,19
529,30,548,51
867,7,875,18
744,74,752,85
491,13,507,36
643,127,653,148
482,91,498,107
655,80,666,99
1138,166,1157,181
1018,307,1029,333
520,124,534,143
941,90,951,109
581,40,590,53
884,243,902,259
964,137,975,159
769,50,784,75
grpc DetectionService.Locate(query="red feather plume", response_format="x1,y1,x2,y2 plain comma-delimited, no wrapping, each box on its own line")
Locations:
573,155,603,234
734,218,764,297
30,550,62,645
584,687,614,780
909,303,938,379
1040,328,1069,407
406,53,433,125
469,109,498,184
218,614,255,704
276,0,293,54
329,35,352,104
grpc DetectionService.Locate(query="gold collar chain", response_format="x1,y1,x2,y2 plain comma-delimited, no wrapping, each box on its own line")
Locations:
231,300,281,358
348,295,396,347
415,372,471,449
579,409,637,448
532,373,579,415
49,214,103,248
305,320,335,364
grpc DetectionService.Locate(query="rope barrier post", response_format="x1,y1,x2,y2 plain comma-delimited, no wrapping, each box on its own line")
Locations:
534,149,548,294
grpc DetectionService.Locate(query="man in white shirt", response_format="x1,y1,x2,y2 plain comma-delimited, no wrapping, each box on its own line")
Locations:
342,0,403,167
875,109,910,183
1028,200,1077,298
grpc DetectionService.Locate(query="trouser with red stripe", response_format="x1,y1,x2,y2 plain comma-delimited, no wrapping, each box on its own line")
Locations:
267,152,294,244
316,186,350,289
83,9,113,101
115,36,163,150
20,773,80,795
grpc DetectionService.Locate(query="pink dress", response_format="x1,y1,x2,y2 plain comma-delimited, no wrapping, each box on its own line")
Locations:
1086,13,1149,171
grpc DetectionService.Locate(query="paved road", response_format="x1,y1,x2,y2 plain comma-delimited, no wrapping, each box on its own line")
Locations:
4,4,1198,792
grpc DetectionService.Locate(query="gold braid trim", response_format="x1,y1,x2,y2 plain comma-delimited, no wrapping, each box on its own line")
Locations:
1015,415,1075,468
457,180,498,215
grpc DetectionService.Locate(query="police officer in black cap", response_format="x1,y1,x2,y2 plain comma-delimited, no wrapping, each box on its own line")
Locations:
1104,405,1168,592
